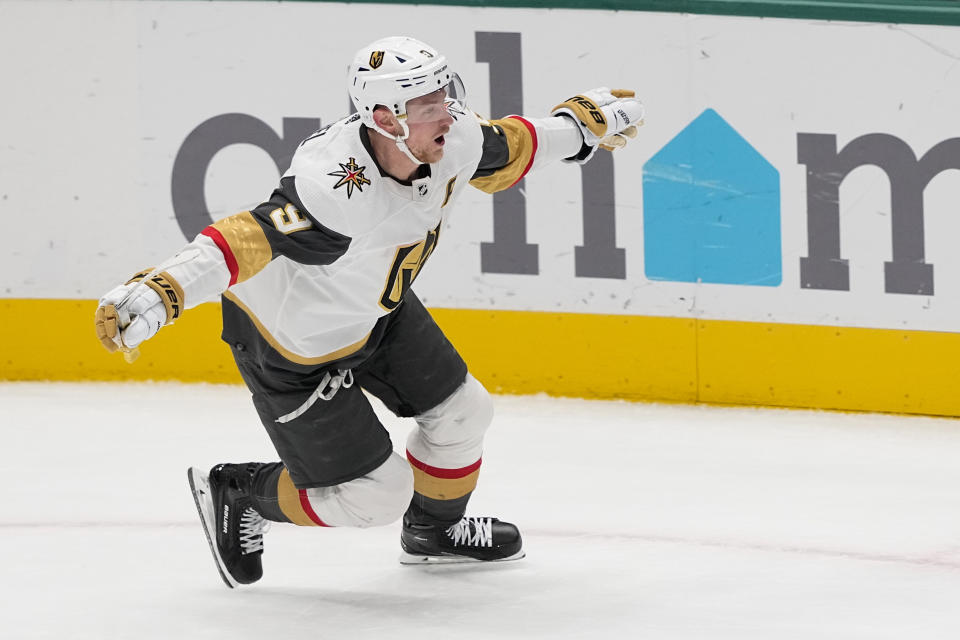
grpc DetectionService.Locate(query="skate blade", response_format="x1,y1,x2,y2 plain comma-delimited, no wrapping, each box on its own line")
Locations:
187,467,237,589
399,549,526,565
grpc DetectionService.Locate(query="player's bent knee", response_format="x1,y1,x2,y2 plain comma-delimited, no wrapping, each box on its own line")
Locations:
418,373,493,440
300,452,413,528
408,374,493,466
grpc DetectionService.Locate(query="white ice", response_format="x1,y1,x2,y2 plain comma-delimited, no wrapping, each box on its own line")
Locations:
2,382,959,639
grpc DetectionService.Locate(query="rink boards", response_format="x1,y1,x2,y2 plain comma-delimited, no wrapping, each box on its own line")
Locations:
3,1,960,416
6,298,960,417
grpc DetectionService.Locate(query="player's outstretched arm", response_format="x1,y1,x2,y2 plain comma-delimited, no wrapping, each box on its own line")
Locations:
94,233,233,358
469,87,644,194
94,194,351,359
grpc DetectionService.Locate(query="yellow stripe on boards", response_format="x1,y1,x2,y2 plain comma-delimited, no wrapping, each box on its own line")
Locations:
0,299,241,384
4,299,960,417
428,308,698,403
696,319,960,417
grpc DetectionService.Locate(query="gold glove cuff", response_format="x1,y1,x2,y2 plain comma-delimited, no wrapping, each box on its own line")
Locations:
126,270,185,325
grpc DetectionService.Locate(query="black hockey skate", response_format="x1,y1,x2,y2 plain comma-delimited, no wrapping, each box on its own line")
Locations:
400,515,525,564
187,464,270,588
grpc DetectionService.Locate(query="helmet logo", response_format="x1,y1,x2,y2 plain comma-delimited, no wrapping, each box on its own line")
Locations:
369,51,385,69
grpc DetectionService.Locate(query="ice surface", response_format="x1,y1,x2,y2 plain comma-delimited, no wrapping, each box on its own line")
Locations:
2,382,959,639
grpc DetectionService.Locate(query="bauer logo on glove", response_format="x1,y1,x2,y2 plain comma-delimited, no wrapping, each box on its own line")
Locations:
563,95,607,129
551,87,645,164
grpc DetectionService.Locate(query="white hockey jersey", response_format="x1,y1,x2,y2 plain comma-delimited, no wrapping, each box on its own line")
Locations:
162,105,584,368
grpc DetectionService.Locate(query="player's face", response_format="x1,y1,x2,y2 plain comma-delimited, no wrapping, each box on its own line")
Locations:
404,89,454,164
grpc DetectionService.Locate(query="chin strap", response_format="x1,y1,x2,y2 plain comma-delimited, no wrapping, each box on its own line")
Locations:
371,120,422,165
394,138,422,165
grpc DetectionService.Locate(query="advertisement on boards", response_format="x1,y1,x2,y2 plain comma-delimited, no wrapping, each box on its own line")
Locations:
3,0,960,335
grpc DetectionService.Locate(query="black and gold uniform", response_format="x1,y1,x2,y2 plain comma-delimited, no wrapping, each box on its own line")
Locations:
151,105,583,527
96,35,644,581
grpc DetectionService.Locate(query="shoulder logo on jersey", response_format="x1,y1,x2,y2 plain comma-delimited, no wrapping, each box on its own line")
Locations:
328,157,372,198
379,222,442,311
369,51,384,69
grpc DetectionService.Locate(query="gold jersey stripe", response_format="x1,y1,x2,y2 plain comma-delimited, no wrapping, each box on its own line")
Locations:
410,465,480,501
276,468,319,526
469,117,536,194
210,211,272,284
222,290,371,366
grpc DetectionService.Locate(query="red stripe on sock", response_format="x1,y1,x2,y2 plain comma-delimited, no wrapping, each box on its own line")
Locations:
506,115,538,189
406,450,482,479
298,489,331,527
201,226,239,286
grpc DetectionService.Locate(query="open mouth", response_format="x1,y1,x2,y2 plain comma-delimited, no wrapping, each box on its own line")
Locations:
435,135,445,146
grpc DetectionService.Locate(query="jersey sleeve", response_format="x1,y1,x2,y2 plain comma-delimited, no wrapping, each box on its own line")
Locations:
199,175,352,286
469,117,538,194
162,175,352,308
468,114,585,194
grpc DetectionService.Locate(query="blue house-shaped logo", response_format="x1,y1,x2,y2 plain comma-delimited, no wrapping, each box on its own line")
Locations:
642,108,781,286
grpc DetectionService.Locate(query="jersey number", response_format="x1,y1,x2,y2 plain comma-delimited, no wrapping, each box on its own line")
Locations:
269,203,313,234
379,223,441,311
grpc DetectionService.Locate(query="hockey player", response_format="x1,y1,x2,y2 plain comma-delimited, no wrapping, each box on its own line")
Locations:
94,36,644,587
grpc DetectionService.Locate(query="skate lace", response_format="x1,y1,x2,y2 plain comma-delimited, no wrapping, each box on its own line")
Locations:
445,517,493,548
239,507,270,554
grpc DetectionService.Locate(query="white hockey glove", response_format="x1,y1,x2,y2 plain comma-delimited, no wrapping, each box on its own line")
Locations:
95,270,184,358
551,88,645,164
